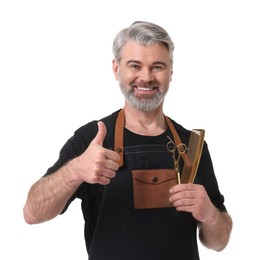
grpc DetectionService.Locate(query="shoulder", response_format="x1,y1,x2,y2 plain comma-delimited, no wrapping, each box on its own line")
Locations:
166,116,191,143
45,110,121,175
74,109,121,147
167,116,209,153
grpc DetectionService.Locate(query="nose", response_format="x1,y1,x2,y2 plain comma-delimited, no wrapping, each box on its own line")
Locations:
138,68,154,82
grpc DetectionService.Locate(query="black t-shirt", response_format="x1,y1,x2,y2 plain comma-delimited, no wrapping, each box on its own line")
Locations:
45,109,226,259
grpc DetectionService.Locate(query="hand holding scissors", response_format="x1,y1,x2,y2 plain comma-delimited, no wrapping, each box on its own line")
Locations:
166,136,187,184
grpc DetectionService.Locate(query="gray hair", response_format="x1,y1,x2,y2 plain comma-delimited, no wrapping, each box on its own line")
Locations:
112,21,175,64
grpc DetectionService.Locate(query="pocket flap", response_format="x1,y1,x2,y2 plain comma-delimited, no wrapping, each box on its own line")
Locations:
132,169,176,185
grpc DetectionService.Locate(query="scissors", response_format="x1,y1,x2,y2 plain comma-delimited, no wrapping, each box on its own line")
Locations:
166,136,187,184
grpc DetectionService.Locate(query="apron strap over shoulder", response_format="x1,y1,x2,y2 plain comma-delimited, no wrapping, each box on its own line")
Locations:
114,109,124,167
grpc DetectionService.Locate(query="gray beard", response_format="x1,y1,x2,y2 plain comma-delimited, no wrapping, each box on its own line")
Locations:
119,84,166,112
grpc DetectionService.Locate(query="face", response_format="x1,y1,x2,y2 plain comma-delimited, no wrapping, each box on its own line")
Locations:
113,41,173,112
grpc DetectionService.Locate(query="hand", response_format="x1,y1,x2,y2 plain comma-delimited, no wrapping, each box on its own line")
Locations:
72,121,120,185
169,183,217,224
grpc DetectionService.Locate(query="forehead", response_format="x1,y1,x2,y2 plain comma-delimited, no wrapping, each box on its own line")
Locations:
120,41,170,64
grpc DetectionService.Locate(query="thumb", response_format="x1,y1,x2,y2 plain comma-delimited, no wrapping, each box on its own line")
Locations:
92,121,107,146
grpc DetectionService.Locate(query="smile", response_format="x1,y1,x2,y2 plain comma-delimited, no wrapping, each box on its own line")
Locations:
136,87,155,91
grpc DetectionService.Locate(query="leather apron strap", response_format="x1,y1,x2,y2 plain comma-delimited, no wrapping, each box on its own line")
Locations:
164,115,191,168
114,109,191,168
114,109,125,167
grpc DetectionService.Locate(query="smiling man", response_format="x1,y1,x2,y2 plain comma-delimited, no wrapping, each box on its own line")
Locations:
23,21,232,260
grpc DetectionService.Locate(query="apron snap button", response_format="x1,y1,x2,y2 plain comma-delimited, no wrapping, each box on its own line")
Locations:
152,176,158,183
116,147,123,153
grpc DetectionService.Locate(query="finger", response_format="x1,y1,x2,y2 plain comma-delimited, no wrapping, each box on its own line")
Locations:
169,189,196,206
98,176,111,185
169,183,195,194
96,170,116,185
92,121,107,146
105,149,121,164
101,169,117,179
103,157,119,171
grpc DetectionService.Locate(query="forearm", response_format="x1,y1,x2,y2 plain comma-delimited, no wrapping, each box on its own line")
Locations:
23,161,81,224
199,209,232,251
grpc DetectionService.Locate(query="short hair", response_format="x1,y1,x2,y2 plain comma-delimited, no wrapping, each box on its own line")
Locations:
112,21,175,65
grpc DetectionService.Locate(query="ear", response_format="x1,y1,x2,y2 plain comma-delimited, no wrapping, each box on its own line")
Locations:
169,68,173,82
112,59,119,80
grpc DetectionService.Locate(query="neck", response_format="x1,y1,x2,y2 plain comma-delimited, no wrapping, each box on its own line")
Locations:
123,104,167,136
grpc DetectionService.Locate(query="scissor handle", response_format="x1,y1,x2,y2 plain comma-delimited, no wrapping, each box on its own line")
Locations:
166,136,187,154
166,140,176,153
176,143,187,154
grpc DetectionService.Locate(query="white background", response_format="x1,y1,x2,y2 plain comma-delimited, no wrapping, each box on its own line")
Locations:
1,0,255,259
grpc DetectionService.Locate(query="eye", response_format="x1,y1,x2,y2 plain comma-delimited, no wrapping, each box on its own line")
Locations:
130,64,140,70
152,65,164,71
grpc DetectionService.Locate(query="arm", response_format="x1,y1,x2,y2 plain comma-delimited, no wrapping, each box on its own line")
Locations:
169,183,233,251
198,208,232,251
23,163,81,224
23,121,120,224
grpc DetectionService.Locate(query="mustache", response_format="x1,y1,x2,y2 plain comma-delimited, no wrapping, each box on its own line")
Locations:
130,80,159,89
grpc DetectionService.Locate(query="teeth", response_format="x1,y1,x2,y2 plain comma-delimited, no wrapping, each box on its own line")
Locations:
137,87,153,91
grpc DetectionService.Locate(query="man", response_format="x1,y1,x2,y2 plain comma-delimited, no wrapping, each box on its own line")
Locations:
23,21,232,259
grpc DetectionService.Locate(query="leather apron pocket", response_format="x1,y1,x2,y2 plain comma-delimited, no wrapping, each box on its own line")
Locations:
132,169,177,209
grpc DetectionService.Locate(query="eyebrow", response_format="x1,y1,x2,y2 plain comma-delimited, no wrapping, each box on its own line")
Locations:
126,60,167,66
126,60,141,65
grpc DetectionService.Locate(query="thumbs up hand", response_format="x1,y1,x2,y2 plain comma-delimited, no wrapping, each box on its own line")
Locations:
71,121,120,185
